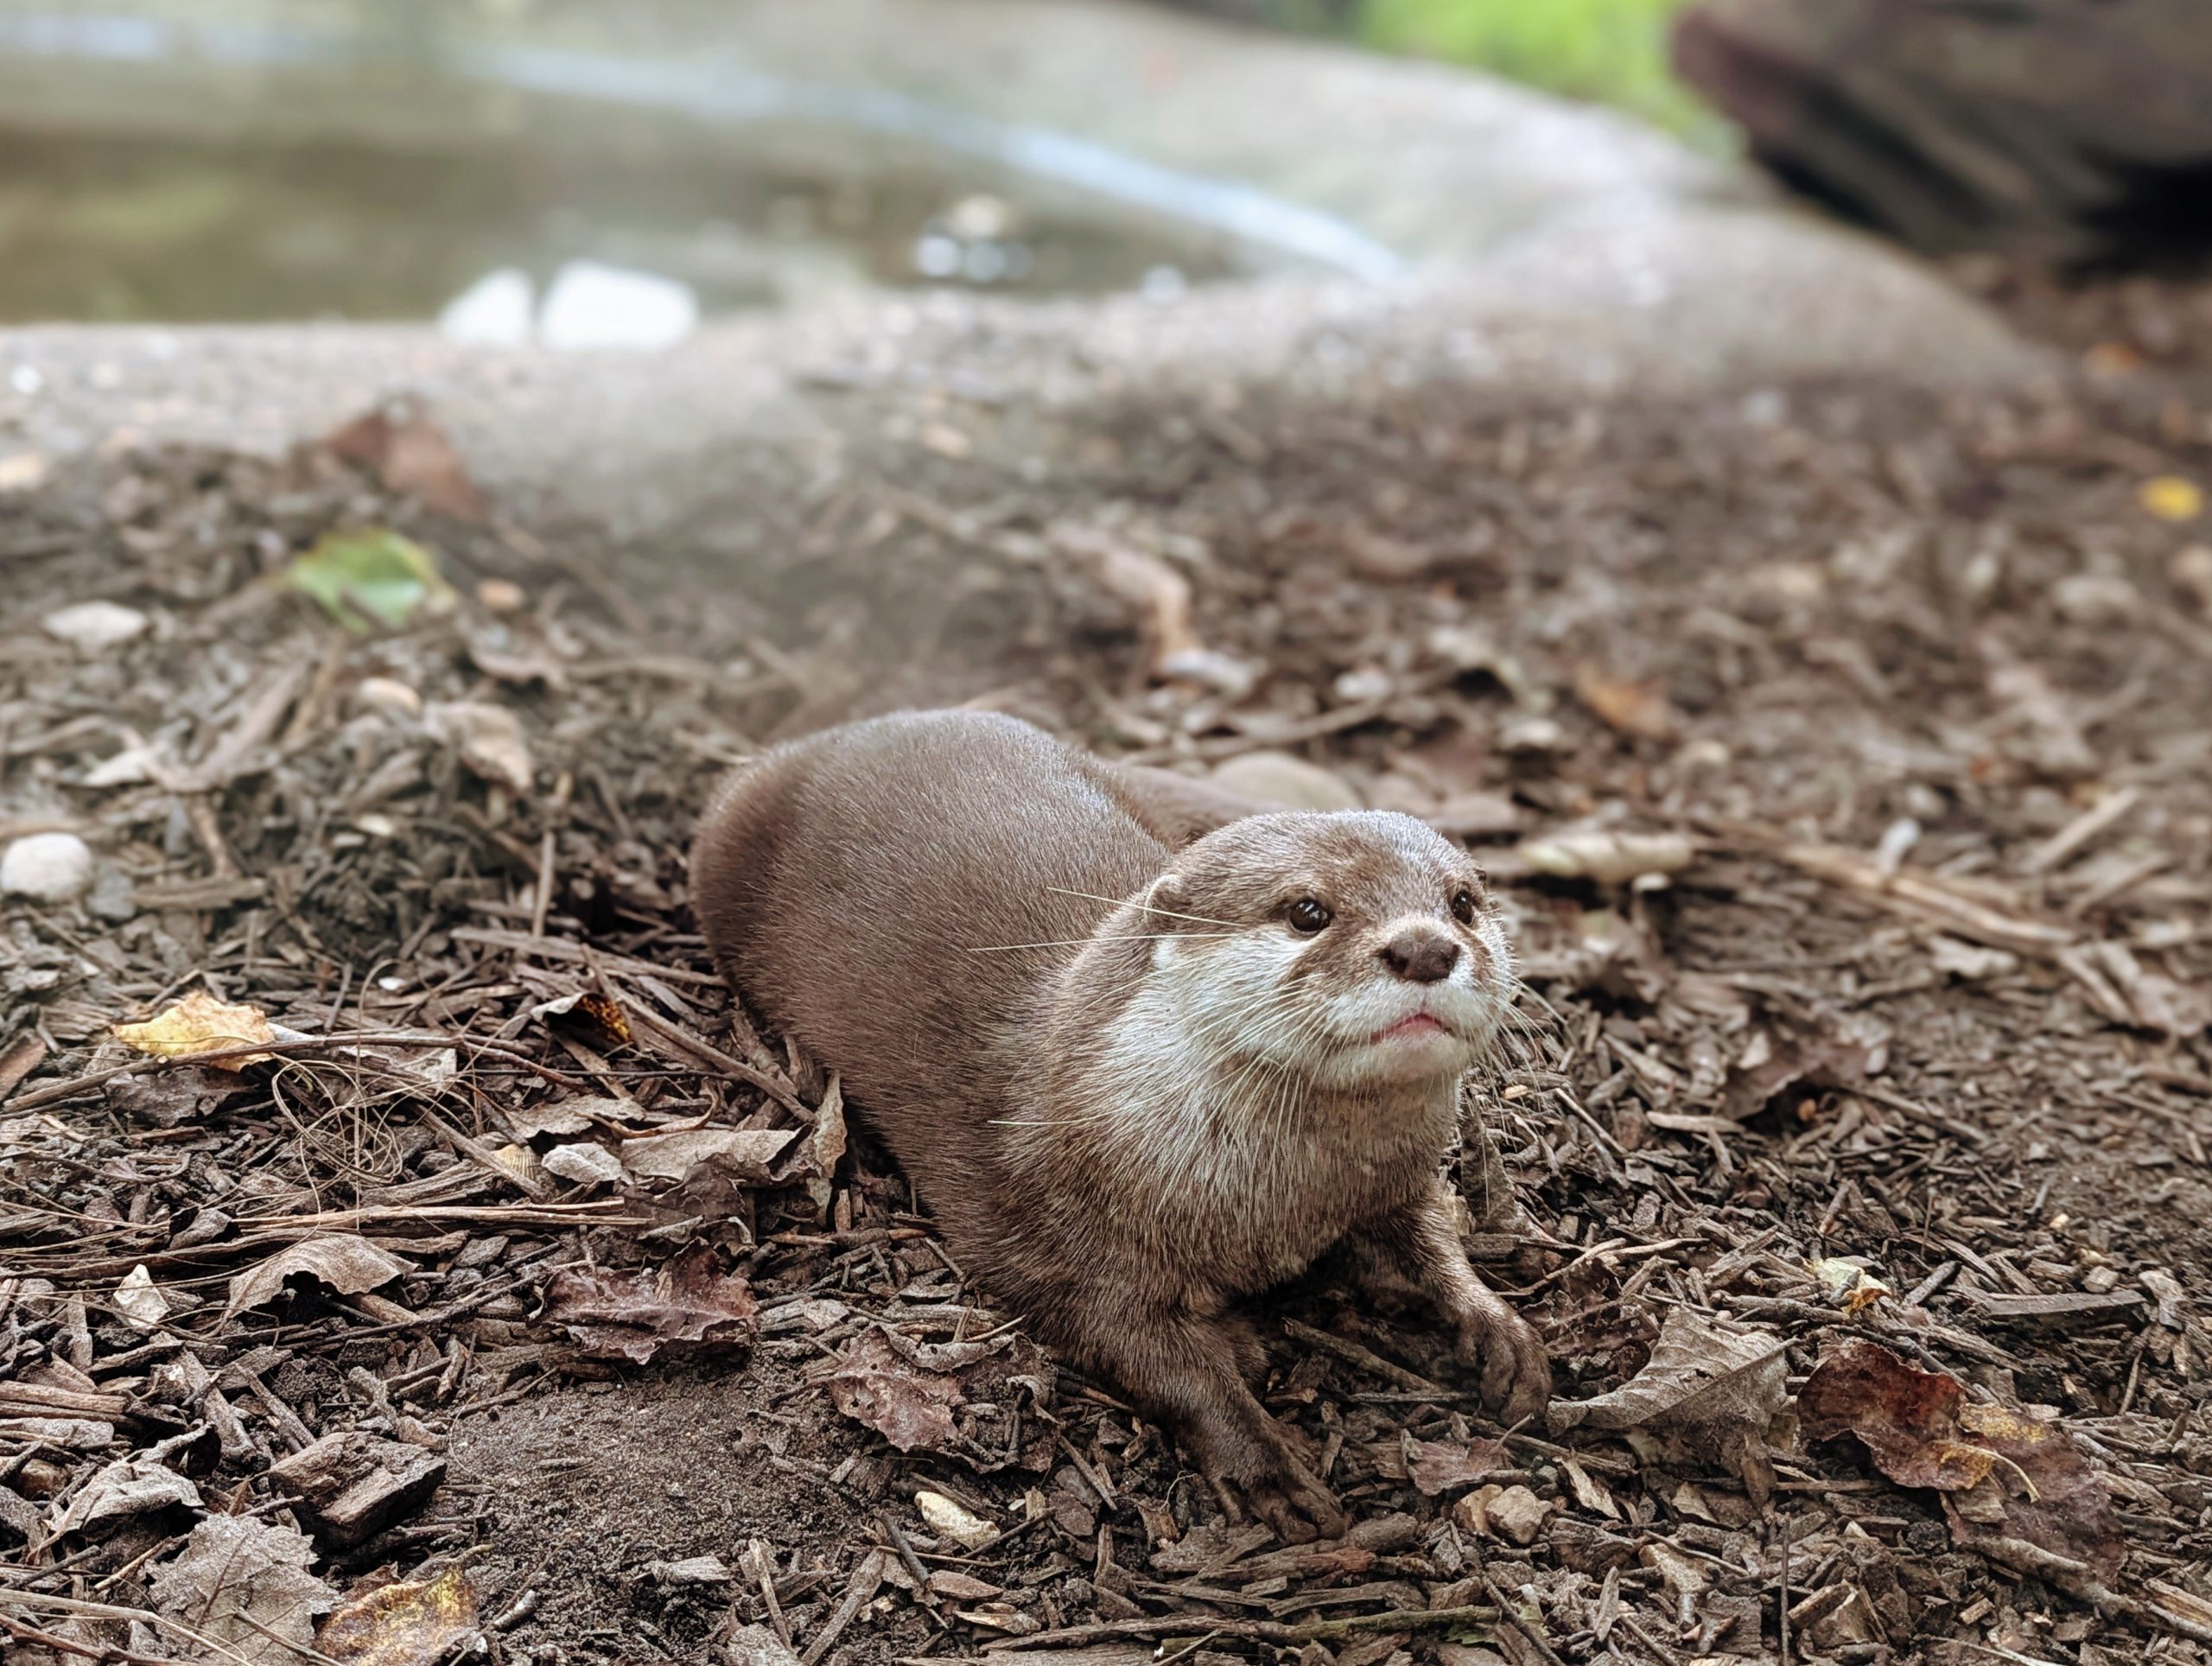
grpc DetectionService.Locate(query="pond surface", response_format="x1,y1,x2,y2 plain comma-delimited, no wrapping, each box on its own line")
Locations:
0,124,1240,332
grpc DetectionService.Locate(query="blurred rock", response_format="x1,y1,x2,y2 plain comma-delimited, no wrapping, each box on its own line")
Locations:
44,600,148,650
1210,751,1363,812
2,831,95,901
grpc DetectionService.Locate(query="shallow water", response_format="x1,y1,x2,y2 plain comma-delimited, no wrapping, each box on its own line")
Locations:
0,124,1240,328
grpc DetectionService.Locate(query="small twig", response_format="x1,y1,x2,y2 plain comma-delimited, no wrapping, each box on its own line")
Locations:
1778,1511,1791,1666
982,1604,1498,1650
747,1540,791,1647
421,1107,551,1202
1281,1318,1452,1398
531,828,557,938
1477,1558,1565,1666
617,995,813,1120
1054,1431,1120,1512
7,1029,588,1114
801,1548,887,1666
878,1509,940,1617
0,1589,277,1666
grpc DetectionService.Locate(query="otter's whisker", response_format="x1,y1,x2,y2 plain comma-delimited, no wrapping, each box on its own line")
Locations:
966,932,1236,952
1046,886,1243,928
1509,976,1566,1028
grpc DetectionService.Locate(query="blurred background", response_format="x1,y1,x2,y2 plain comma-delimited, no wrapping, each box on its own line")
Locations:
4,0,2208,337
0,0,1694,331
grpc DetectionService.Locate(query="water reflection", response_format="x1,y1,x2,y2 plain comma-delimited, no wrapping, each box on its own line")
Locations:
438,263,701,351
0,127,1240,327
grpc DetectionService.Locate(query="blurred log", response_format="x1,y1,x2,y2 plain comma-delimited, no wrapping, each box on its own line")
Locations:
1673,0,2212,263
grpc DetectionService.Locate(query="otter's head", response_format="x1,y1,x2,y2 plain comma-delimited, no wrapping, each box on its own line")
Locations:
1137,811,1513,1092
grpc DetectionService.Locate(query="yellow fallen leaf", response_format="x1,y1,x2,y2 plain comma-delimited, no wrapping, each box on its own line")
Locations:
318,1565,478,1665
111,990,276,1071
2140,475,2204,524
1808,1256,1892,1316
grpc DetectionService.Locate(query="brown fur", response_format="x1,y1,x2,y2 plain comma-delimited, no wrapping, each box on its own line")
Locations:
690,710,1548,1536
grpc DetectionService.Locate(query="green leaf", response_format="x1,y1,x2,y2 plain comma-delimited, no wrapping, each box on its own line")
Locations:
280,528,456,633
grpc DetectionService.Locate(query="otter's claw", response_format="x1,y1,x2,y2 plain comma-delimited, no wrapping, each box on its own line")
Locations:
1217,1462,1347,1543
1458,1307,1552,1425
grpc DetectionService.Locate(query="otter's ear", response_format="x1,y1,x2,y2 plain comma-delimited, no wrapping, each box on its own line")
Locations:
1141,873,1192,928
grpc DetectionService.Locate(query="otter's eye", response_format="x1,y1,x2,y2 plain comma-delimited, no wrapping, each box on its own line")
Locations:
1287,898,1332,935
1450,889,1478,925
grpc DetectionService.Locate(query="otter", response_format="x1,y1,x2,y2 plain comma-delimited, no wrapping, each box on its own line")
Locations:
690,710,1549,1536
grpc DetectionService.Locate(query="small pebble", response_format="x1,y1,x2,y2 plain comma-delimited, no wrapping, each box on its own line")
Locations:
2051,572,2139,623
2,831,95,901
477,577,528,614
353,677,423,719
43,600,149,650
1157,647,1259,700
2171,544,2212,614
1332,665,1395,704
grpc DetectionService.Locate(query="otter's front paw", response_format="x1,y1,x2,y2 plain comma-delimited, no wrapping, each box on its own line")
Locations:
1456,1305,1551,1425
1193,1410,1348,1542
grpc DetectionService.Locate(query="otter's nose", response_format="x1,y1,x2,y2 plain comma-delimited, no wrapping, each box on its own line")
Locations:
1379,930,1460,983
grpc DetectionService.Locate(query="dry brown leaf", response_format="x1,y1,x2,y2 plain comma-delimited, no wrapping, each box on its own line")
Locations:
426,700,534,795
317,1565,479,1666
149,1516,334,1666
321,405,484,521
541,1247,758,1364
111,990,278,1071
1573,662,1681,741
2066,941,2212,1037
48,1452,202,1535
1720,1017,1882,1121
812,1073,849,1178
467,632,568,688
1550,1309,1790,1504
226,1234,411,1321
1563,1456,1620,1518
504,1097,615,1138
1800,1338,2125,1580
622,1127,795,1182
105,1064,243,1126
828,1326,963,1453
542,1142,628,1186
1406,1435,1512,1496
529,989,632,1046
928,1569,1005,1601
113,1263,172,1332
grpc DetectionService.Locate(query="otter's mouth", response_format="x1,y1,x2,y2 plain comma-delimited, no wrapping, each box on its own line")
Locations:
1370,1013,1453,1045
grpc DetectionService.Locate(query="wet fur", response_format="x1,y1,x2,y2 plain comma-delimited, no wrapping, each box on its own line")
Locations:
690,710,1549,1533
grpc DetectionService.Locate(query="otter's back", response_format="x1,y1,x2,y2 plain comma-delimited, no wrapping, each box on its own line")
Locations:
690,711,1168,1199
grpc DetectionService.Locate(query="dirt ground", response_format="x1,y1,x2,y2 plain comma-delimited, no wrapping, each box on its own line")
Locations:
3,269,2210,1666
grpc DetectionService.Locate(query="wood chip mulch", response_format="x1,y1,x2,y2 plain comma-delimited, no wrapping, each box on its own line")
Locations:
3,291,2210,1665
